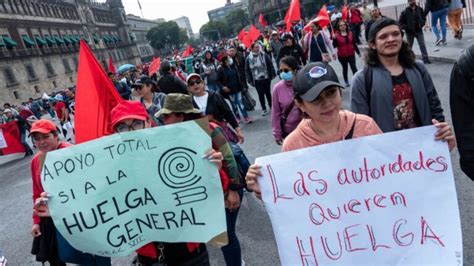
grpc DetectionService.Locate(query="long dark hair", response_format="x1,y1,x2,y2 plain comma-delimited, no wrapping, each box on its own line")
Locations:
365,40,416,68
279,56,299,71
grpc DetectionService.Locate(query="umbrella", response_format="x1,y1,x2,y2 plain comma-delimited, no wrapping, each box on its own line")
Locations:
117,64,135,74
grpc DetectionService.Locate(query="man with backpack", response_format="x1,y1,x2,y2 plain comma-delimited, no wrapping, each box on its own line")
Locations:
351,18,446,133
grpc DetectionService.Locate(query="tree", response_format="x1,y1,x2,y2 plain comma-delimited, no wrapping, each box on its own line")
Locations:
199,21,232,41
146,21,188,52
224,9,249,35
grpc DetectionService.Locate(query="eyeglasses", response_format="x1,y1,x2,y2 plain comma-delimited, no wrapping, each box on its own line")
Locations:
188,80,202,86
135,85,144,90
279,68,292,73
114,119,145,133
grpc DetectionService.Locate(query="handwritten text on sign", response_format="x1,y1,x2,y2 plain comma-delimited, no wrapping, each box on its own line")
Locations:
256,126,462,266
41,119,226,257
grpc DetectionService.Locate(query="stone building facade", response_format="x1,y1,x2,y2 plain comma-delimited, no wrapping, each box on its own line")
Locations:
127,14,164,63
0,0,141,104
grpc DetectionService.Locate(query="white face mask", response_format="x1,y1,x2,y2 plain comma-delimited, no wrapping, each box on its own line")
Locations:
228,58,234,65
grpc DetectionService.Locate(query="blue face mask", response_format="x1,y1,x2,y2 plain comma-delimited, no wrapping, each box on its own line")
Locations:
280,71,293,81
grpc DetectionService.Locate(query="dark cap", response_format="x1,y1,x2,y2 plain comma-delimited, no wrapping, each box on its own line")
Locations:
160,60,171,73
294,62,344,102
282,33,294,40
132,75,151,88
368,17,400,42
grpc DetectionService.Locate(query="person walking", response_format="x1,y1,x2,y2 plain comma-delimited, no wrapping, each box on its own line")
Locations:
271,56,302,145
424,0,450,46
200,50,221,93
365,7,383,42
269,31,283,64
333,20,361,87
349,4,364,44
399,0,431,64
218,55,252,124
277,33,306,67
300,19,336,64
245,42,276,116
448,0,466,40
3,108,34,155
157,60,189,95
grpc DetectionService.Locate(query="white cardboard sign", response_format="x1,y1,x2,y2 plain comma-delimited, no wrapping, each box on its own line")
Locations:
256,126,462,266
0,129,7,149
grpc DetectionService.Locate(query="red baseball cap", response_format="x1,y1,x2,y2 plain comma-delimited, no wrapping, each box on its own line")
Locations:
110,101,149,129
29,119,57,136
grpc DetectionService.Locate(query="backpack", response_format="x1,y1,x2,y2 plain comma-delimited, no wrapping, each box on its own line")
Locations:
229,142,252,192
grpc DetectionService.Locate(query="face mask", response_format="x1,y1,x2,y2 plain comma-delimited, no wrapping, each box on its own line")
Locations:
228,58,234,65
280,71,293,81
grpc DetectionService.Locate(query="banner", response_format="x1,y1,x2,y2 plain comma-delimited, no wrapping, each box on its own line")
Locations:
0,129,7,149
256,126,462,265
41,119,226,257
0,121,25,155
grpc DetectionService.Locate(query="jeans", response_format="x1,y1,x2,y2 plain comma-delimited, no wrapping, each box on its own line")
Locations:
207,83,220,93
406,31,429,61
221,189,243,266
229,92,249,119
254,79,272,111
431,7,448,41
338,55,358,84
20,130,33,155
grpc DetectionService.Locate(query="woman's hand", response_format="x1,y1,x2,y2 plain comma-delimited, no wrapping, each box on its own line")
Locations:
275,139,283,145
204,149,223,170
432,119,456,151
245,164,262,200
31,224,41,237
225,190,241,212
33,192,51,218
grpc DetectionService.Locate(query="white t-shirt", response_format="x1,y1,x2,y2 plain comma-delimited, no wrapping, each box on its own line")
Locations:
193,93,209,114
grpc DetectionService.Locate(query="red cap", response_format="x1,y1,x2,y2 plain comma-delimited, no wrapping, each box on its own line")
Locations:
29,119,57,136
110,101,149,129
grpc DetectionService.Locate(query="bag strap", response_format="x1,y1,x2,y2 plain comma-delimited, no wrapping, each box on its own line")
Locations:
282,99,295,119
363,65,373,116
344,115,357,140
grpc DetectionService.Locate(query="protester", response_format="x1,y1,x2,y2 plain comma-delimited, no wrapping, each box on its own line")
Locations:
361,2,372,25
269,31,283,63
63,87,75,114
30,119,110,265
52,94,70,139
192,53,202,74
450,44,474,180
399,0,431,64
351,18,455,151
155,94,245,266
424,0,450,46
108,72,132,100
300,19,336,64
277,33,306,67
365,7,383,42
333,20,361,87
28,98,42,119
17,105,35,124
3,108,34,155
133,75,166,126
448,0,466,40
271,56,302,145
157,60,188,95
3,103,19,116
187,73,245,144
218,55,252,124
227,46,248,90
245,42,276,116
349,4,364,44
200,50,221,93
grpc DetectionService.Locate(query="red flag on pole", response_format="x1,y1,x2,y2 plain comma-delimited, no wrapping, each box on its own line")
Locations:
74,40,124,144
0,121,26,155
259,13,267,28
342,5,349,20
181,45,193,58
242,32,252,49
148,57,161,77
249,25,261,43
304,5,330,32
284,0,301,32
108,56,116,74
237,29,246,41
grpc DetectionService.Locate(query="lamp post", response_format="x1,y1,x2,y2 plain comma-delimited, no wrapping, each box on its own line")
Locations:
373,0,378,7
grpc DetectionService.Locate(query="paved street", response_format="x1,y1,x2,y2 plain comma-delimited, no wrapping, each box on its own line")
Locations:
1,57,473,265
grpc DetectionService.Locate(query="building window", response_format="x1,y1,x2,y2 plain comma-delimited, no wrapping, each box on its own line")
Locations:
3,67,18,86
34,85,40,93
25,63,38,81
45,61,56,77
62,58,72,73
52,80,57,88
72,57,78,70
13,91,20,100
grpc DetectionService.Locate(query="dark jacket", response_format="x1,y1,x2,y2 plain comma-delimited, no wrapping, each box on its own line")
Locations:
399,5,426,34
157,72,188,95
277,44,306,66
217,63,244,96
245,52,276,85
114,81,131,100
424,0,449,16
232,51,248,89
193,91,239,130
450,44,474,180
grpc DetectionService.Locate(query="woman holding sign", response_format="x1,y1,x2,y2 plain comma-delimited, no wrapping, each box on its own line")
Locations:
245,62,456,198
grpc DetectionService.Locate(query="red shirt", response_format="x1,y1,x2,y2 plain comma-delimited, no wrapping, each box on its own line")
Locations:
55,101,66,121
31,142,71,225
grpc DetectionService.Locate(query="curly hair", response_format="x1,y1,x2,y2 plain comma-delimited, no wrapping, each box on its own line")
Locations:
365,40,416,68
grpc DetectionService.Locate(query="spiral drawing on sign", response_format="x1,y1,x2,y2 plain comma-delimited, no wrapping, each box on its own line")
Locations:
158,147,202,188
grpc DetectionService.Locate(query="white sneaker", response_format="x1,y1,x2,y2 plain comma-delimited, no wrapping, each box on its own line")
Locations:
0,256,7,266
262,110,269,116
241,259,246,266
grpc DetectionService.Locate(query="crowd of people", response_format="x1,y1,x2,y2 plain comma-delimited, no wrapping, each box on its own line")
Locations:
0,1,473,265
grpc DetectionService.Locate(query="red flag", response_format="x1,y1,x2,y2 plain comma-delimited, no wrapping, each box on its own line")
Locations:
237,29,246,41
75,40,124,144
249,25,261,43
148,57,161,76
259,13,267,28
108,56,116,74
284,0,301,31
342,5,349,20
304,5,330,32
242,32,252,49
0,121,26,155
181,45,193,58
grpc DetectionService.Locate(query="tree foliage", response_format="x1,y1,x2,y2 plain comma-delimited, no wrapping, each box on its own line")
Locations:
224,9,249,35
199,9,250,41
146,21,188,51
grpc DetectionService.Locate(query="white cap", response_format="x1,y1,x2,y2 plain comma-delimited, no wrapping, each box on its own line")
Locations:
186,73,202,84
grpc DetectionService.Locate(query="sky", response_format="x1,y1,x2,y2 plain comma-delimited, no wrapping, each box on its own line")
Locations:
121,0,233,34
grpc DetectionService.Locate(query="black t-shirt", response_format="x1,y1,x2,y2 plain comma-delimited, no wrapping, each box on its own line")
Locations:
391,72,420,130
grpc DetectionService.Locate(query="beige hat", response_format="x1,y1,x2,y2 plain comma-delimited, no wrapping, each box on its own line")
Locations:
155,93,201,117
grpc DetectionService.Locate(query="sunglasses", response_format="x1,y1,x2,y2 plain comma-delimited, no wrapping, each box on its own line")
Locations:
188,80,202,86
134,85,144,90
279,68,292,73
115,119,145,133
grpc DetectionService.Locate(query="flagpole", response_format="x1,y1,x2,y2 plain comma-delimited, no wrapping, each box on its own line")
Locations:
137,0,144,18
